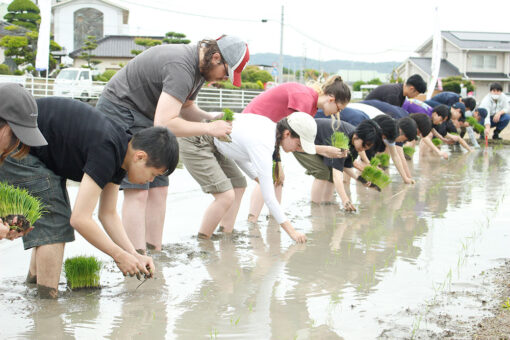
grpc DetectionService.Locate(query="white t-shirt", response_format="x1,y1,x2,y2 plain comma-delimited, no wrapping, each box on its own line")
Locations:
214,114,286,224
348,103,385,119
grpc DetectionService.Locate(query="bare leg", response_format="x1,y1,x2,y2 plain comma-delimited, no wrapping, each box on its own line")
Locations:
34,243,65,299
219,187,246,233
199,190,235,238
27,248,37,283
248,183,265,221
122,189,148,252
145,186,168,251
311,179,334,203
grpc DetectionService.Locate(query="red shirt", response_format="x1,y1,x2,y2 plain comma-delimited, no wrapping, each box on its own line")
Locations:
242,83,318,122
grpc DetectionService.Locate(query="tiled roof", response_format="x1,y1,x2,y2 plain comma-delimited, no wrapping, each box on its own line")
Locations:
0,20,29,37
69,35,164,58
409,57,461,77
418,31,510,52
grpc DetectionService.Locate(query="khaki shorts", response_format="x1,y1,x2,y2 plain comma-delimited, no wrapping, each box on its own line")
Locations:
293,152,333,183
178,135,247,193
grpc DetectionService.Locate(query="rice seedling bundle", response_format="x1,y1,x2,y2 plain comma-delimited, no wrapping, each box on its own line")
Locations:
221,108,235,122
370,157,381,167
64,256,102,290
0,182,44,232
403,146,415,158
466,116,485,134
361,165,391,189
432,138,443,146
330,132,350,150
375,153,390,168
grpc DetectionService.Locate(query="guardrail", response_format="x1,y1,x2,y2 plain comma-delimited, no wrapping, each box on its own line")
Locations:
0,74,263,109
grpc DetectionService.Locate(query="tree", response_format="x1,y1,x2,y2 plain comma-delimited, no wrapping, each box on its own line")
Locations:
441,76,475,94
80,35,101,69
131,37,162,56
352,80,365,91
163,32,190,44
3,0,40,31
367,78,382,85
0,1,62,75
241,65,273,83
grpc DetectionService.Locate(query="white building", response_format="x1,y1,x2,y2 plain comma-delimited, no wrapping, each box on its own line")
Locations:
51,0,129,63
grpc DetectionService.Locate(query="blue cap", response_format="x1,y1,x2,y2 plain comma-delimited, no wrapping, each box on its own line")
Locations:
452,102,466,115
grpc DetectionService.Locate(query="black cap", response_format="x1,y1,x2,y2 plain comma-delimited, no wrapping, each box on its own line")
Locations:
0,83,47,146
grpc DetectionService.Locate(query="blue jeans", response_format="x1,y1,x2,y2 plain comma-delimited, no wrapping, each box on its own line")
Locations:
0,154,74,249
477,110,510,132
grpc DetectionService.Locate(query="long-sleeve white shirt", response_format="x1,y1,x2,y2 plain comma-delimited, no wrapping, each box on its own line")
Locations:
214,114,286,224
479,93,510,126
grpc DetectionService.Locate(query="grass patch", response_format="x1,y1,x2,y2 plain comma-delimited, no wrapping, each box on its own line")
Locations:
361,165,391,189
0,182,44,232
64,256,102,290
330,132,349,150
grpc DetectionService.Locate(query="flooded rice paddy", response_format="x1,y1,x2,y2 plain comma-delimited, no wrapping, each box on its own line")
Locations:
1,145,510,339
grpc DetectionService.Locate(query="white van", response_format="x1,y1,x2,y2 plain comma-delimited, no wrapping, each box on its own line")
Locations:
53,68,104,101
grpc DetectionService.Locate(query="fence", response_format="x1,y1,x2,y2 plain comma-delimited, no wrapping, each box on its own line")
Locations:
0,74,263,110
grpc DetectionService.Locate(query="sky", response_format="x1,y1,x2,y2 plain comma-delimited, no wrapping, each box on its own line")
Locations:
3,0,510,63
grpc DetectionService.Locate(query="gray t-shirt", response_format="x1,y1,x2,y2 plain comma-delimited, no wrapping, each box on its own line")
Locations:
102,44,205,120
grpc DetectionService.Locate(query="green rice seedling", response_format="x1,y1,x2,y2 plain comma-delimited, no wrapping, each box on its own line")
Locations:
331,131,350,150
370,157,381,167
361,165,391,189
403,146,415,159
221,108,235,122
0,182,44,232
449,132,459,136
64,256,102,290
466,116,485,134
375,153,390,169
432,138,443,146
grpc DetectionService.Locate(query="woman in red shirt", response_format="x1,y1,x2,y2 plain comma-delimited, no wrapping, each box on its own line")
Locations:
242,75,351,221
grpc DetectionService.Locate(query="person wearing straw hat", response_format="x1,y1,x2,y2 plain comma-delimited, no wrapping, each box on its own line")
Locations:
0,83,47,241
96,34,249,254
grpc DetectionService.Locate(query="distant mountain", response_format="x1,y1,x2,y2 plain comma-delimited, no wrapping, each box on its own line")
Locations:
250,53,400,74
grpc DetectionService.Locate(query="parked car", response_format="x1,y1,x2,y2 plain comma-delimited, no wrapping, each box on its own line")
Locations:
53,68,104,101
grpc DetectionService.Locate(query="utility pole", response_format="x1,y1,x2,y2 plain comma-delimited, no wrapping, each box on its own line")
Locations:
278,5,284,84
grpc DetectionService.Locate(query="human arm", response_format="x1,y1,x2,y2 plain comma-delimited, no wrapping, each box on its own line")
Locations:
359,150,370,166
153,92,231,137
422,132,448,159
179,100,222,121
332,168,356,211
396,145,413,179
315,145,347,159
446,133,473,152
387,145,414,184
70,174,153,277
0,216,32,240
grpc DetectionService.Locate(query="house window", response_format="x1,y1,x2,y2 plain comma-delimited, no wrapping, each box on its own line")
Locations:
471,55,497,70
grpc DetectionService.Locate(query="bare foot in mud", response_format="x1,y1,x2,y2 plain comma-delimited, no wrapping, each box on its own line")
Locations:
37,284,58,299
26,271,37,284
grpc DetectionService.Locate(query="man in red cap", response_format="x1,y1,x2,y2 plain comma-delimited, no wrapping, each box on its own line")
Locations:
96,35,249,254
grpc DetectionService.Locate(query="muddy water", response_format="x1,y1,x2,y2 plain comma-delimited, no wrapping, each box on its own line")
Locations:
1,146,510,339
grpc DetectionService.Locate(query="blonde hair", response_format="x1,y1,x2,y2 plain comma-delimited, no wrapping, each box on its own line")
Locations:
308,75,350,130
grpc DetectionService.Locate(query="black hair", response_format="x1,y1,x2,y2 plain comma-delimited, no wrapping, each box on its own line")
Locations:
406,74,427,94
461,97,476,111
432,104,450,121
397,117,418,141
489,82,503,92
354,119,383,150
273,118,299,182
198,38,222,75
131,127,179,176
0,117,28,164
372,115,397,143
409,113,432,137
